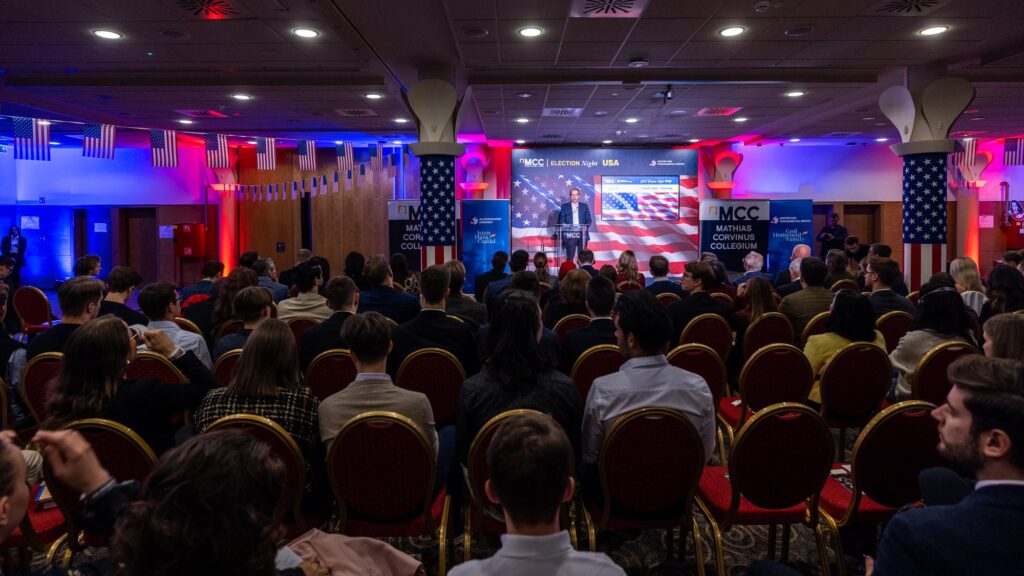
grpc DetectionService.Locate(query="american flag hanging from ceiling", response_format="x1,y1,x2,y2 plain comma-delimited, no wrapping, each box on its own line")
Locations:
150,129,178,167
901,152,948,291
13,117,50,161
419,155,457,268
256,137,276,170
336,142,353,173
82,123,115,159
204,133,230,168
297,140,317,171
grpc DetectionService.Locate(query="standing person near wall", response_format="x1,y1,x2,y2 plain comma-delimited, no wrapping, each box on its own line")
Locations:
1,227,25,290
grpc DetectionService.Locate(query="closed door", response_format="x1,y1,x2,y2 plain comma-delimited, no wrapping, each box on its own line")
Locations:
120,208,158,283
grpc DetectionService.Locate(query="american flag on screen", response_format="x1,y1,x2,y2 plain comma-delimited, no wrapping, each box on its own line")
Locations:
205,133,230,168
1006,138,1024,166
13,117,50,161
512,174,699,275
336,142,353,173
256,137,276,170
150,129,177,167
370,143,383,172
902,153,948,291
297,140,317,171
420,155,457,268
82,123,115,159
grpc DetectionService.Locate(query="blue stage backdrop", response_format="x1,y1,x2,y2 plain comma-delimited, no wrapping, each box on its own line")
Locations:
510,148,698,275
461,200,510,295
767,200,814,278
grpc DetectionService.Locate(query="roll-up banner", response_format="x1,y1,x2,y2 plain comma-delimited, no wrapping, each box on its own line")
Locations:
461,200,511,295
387,200,423,273
766,200,814,278
699,199,770,275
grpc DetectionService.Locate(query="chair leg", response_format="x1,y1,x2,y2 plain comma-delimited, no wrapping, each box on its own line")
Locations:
716,427,728,465
819,512,845,576
666,525,675,561
691,516,708,576
580,504,597,552
567,502,579,550
463,505,472,563
780,523,791,562
44,534,68,567
438,495,450,576
694,498,726,576
767,523,777,560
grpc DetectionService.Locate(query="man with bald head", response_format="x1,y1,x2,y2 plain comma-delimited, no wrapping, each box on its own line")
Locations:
775,244,811,287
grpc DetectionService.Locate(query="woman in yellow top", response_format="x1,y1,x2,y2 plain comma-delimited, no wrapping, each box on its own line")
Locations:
803,289,886,404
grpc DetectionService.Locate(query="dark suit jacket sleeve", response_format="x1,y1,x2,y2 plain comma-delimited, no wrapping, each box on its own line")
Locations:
872,511,927,576
581,203,592,226
557,203,569,225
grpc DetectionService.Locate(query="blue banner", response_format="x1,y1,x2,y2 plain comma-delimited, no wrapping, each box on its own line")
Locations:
461,200,511,295
767,199,814,278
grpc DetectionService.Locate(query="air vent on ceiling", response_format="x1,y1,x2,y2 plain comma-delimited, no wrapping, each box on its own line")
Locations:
174,109,227,118
175,0,243,18
334,108,379,117
867,0,953,15
543,107,583,118
697,107,742,117
823,131,862,137
571,0,650,18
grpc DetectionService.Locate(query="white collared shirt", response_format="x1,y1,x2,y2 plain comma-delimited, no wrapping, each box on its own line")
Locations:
571,203,579,226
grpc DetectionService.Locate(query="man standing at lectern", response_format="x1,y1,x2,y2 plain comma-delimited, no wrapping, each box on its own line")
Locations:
558,188,591,264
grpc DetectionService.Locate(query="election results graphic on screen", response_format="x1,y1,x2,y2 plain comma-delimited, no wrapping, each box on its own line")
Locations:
511,148,698,274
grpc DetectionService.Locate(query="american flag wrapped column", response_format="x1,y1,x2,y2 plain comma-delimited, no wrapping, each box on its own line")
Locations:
902,152,948,291
419,155,457,269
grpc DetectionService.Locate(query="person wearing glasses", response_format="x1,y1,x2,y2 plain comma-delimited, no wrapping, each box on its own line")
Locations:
864,257,915,318
134,281,212,368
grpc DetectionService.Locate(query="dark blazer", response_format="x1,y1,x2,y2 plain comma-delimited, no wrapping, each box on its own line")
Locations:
478,323,559,367
559,318,617,374
357,285,420,324
735,271,773,285
473,268,507,302
445,295,486,330
299,311,353,370
579,264,599,278
868,289,916,318
558,202,592,246
26,323,80,359
1,235,27,264
542,297,588,329
98,300,149,327
386,309,479,378
874,485,1024,576
646,279,686,299
182,297,216,346
668,292,735,344
776,280,803,298
485,276,516,317
774,268,793,287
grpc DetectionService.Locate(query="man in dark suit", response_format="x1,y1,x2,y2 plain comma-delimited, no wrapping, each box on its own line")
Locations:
668,261,734,345
645,255,686,299
735,251,774,285
776,257,805,298
486,250,530,320
356,255,420,324
774,244,810,287
387,265,479,378
578,249,599,278
473,251,508,303
557,187,592,264
299,276,358,370
27,277,104,359
865,256,915,318
561,276,617,374
870,355,1024,576
443,260,486,330
1,226,26,290
779,257,833,338
863,243,909,296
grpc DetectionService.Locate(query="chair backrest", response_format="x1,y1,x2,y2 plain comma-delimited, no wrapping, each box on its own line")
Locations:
305,349,358,400
211,349,243,387
801,311,830,345
553,314,591,344
538,282,553,296
205,414,306,529
285,316,321,348
13,286,52,326
831,279,860,293
680,313,733,362
819,342,891,423
214,319,243,341
396,348,466,423
617,281,644,292
875,311,913,354
743,312,795,358
709,292,734,308
596,407,706,528
911,341,977,405
656,292,682,307
125,350,188,384
667,344,726,409
19,352,63,422
907,291,920,307
466,409,544,527
729,403,833,514
570,345,624,401
173,316,203,335
328,411,436,532
447,314,465,324
738,344,813,417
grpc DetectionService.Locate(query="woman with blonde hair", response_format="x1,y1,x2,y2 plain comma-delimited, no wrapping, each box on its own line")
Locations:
949,256,987,315
616,250,644,287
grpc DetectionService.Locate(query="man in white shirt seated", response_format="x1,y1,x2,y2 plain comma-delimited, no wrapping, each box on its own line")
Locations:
450,412,624,576
135,282,212,367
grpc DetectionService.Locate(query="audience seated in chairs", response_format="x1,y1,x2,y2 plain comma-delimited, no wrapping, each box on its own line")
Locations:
342,250,372,292
865,256,915,318
387,264,479,378
540,261,575,310
776,257,805,298
735,277,778,334
450,412,624,576
0,286,31,429
543,269,590,329
774,244,811,287
26,276,104,360
136,281,212,368
560,276,618,375
705,259,737,300
980,264,1024,325
982,312,1024,360
533,251,557,289
824,249,857,288
391,252,420,296
615,250,645,288
779,256,833,339
645,255,685,298
73,254,102,278
356,255,420,324
948,256,988,317
443,259,486,330
276,261,332,322
473,251,509,303
182,277,223,345
253,257,290,304
44,315,217,455
486,250,530,320
735,251,773,285
299,276,358,370
668,261,735,346
99,266,148,327
209,267,259,341
803,290,886,405
180,260,224,303
213,285,273,361
577,249,599,278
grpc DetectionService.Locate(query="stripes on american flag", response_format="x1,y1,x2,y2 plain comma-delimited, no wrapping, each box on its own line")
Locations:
370,143,383,172
297,140,317,171
149,129,178,167
901,152,948,291
336,142,354,173
1005,137,1024,166
204,133,230,168
82,123,115,159
332,171,340,193
951,138,976,168
13,117,50,161
256,137,276,170
600,176,680,220
419,155,457,268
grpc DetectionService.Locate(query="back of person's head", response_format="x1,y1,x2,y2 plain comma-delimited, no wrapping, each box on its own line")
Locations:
614,290,672,355
230,318,299,396
341,312,391,364
561,269,590,307
825,249,848,273
949,257,984,293
137,282,178,320
800,257,828,287
251,258,273,278
946,355,1024,471
598,265,617,286
46,315,130,429
845,235,860,247
789,257,803,277
684,261,714,290
295,249,313,265
73,254,101,277
390,253,410,282
509,250,530,273
344,251,366,276
491,251,509,271
746,277,777,319
986,265,1024,312
557,261,576,280
238,251,260,269
487,413,573,527
443,260,466,294
533,252,548,268
867,256,900,287
0,255,14,269
214,268,258,327
233,286,272,324
585,276,616,317
58,276,105,318
869,243,893,258
743,251,764,273
107,266,142,293
912,279,972,339
700,251,718,262
509,270,539,294
649,255,670,278
419,265,450,304
1002,250,1024,266
112,430,285,576
201,261,225,279
706,260,728,289
486,290,546,385
293,260,321,293
365,255,391,286
578,249,595,265
827,290,876,342
321,276,358,309
983,313,1024,361
617,250,639,279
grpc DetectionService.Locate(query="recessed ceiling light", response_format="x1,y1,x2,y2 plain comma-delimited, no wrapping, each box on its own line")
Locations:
733,117,748,123
518,26,543,38
862,117,876,121
394,117,409,123
247,140,258,144
628,58,649,68
669,110,687,116
516,92,533,99
231,93,252,101
293,28,319,38
515,139,526,144
965,108,980,114
602,140,613,144
392,140,403,145
593,111,608,117
364,92,383,100
719,26,746,37
875,137,889,142
624,117,639,124
785,90,805,98
49,141,60,145
177,119,193,125
918,26,949,36
688,138,700,143
37,120,51,126
789,138,801,142
93,30,123,40
515,117,529,124
970,116,987,121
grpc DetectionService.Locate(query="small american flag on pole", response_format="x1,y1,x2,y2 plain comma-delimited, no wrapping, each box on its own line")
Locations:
419,155,458,268
256,137,276,170
370,143,383,172
902,153,948,291
336,142,353,173
13,117,50,161
1005,138,1024,166
82,123,115,159
205,133,230,168
150,129,178,167
297,140,317,171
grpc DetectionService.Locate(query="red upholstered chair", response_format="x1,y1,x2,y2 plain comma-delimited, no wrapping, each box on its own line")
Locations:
206,414,310,537
553,314,591,344
818,401,941,576
830,279,860,293
13,286,53,337
582,408,708,567
667,343,728,464
211,349,242,387
801,311,830,346
173,316,203,336
818,343,892,459
742,312,794,358
213,319,243,341
569,344,624,401
656,292,682,307
617,280,644,292
719,344,813,438
695,403,834,576
875,311,913,354
125,350,187,384
680,313,733,363
910,341,977,405
304,349,358,401
328,411,450,575
710,292,734,308
285,316,321,348
396,348,466,424
19,352,63,423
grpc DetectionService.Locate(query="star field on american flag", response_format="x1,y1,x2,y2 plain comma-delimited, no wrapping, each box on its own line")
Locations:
419,156,456,245
511,175,589,228
901,153,947,244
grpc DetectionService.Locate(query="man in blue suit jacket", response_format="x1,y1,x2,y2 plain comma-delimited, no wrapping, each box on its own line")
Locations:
356,255,420,324
557,188,592,264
